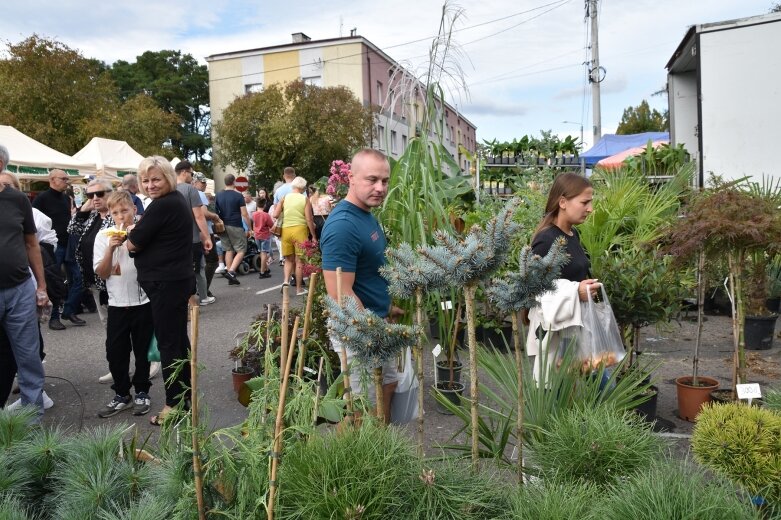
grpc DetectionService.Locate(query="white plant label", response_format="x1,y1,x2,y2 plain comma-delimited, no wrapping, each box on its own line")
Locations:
736,383,761,400
440,300,453,310
432,344,443,358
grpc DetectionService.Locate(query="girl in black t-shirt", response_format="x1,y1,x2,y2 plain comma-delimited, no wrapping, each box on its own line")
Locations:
531,173,600,301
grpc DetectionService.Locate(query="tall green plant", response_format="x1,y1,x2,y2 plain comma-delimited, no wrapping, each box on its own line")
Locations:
578,164,691,273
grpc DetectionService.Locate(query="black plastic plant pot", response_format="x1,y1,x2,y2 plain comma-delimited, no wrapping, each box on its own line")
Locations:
765,297,780,314
744,314,779,350
434,381,465,415
435,359,463,385
633,385,658,422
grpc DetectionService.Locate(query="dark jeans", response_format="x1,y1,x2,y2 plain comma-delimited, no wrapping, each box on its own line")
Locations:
140,279,192,407
204,238,219,292
106,304,154,397
53,243,83,319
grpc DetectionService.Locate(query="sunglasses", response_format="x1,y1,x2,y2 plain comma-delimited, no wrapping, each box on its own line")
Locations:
86,190,110,199
53,177,70,182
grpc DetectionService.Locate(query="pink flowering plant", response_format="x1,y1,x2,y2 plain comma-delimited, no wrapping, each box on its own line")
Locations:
326,160,351,200
297,239,322,277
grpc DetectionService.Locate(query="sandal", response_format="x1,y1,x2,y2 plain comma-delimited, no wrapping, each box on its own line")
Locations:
149,406,173,426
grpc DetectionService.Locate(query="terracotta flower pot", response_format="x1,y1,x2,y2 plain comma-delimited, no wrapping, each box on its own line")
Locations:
675,376,719,422
232,367,255,394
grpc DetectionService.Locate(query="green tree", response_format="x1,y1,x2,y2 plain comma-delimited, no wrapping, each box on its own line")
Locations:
80,94,181,157
214,80,374,190
109,50,211,169
0,34,117,154
616,100,668,134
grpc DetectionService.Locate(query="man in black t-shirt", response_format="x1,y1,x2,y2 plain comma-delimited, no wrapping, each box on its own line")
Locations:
32,169,83,330
0,163,48,417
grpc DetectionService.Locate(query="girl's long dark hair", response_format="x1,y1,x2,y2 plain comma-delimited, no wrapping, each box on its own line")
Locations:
533,173,592,240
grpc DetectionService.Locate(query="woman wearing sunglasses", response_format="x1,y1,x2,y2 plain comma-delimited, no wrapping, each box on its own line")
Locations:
66,179,115,327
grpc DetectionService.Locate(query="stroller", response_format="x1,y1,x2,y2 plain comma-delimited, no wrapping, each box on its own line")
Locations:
237,238,262,275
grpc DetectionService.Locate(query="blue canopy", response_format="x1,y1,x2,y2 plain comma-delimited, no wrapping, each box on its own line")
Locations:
581,132,669,166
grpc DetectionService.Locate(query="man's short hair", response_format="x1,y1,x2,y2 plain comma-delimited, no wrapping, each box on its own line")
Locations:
224,174,236,186
291,176,307,190
0,144,9,169
174,160,193,173
106,190,134,210
352,148,389,165
137,156,177,197
283,167,295,180
122,174,138,188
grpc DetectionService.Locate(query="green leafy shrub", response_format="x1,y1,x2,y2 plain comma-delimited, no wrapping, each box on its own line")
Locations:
5,426,69,507
595,461,759,520
404,459,511,519
277,421,417,519
527,404,663,486
693,402,781,503
507,480,598,519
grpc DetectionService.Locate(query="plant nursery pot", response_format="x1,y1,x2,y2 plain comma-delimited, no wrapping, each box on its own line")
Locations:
478,325,513,351
434,381,465,415
710,388,764,407
632,385,658,422
744,314,778,350
435,359,463,385
675,376,719,422
231,367,255,394
765,297,780,314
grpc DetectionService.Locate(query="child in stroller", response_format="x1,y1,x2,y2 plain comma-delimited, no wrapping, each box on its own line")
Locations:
237,238,262,275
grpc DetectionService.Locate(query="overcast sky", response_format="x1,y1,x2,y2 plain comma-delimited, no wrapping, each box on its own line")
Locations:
2,0,774,149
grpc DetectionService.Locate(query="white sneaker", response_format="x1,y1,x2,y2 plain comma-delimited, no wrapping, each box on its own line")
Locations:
149,361,161,379
200,296,216,306
6,391,54,410
98,372,113,384
215,265,227,274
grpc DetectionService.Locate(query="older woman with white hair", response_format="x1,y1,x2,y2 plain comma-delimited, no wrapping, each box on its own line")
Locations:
275,176,317,295
67,178,116,326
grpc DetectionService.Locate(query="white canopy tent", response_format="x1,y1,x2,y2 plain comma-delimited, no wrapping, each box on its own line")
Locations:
72,137,144,180
0,125,95,181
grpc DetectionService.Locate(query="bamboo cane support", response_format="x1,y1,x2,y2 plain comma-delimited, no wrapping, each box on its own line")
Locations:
414,288,425,455
297,272,318,378
374,366,385,422
266,316,299,520
693,250,705,386
312,357,324,427
510,310,524,483
335,268,354,419
464,284,480,472
281,283,290,371
189,305,206,520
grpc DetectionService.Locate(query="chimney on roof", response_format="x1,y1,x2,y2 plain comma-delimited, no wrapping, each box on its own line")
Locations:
292,32,311,43
350,28,357,37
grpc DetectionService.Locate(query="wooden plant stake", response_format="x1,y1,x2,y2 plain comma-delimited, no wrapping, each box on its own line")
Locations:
267,316,299,520
189,305,207,520
510,309,524,482
464,282,480,472
297,271,318,378
281,283,290,371
312,357,324,427
414,288,425,454
374,366,385,422
335,268,354,420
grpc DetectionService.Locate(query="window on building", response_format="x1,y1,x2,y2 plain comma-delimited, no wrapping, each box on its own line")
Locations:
450,126,455,144
376,81,383,105
391,130,397,154
245,83,263,94
377,125,385,151
402,134,408,150
303,76,322,87
389,88,396,116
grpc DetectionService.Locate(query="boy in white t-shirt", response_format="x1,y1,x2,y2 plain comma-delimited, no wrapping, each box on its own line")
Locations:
93,191,154,417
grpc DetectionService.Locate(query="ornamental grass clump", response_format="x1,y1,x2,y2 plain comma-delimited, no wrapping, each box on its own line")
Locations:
594,460,760,520
276,421,417,519
692,402,781,504
507,480,599,520
404,459,512,519
527,404,663,487
0,494,39,520
4,425,69,507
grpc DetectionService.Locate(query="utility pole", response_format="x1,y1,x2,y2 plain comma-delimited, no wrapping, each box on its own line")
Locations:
588,0,602,144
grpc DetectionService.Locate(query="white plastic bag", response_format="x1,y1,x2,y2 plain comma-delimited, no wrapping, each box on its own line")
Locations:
574,286,625,372
390,347,419,424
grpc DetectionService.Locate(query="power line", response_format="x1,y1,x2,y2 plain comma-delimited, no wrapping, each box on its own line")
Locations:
206,0,574,85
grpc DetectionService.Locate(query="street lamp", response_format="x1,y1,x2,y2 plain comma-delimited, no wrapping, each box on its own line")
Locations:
562,120,584,150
